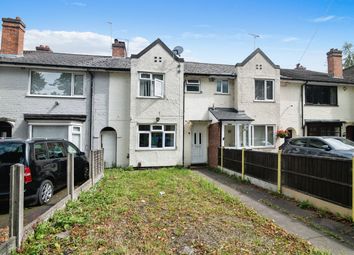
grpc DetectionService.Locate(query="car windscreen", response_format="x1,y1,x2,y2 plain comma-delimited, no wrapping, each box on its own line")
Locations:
324,138,354,150
333,137,354,147
0,142,26,164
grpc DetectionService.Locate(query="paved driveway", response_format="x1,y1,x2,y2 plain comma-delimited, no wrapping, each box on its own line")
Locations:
0,188,68,228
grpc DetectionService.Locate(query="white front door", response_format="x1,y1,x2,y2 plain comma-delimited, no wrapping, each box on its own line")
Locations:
101,130,117,168
191,124,207,164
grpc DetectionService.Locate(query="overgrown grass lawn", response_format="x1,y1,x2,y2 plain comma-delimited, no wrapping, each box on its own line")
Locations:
18,169,323,254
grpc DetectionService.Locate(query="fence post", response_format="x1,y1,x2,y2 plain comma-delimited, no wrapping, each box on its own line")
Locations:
277,150,282,194
352,157,354,221
241,148,245,180
90,150,94,186
220,146,224,170
9,164,24,248
67,153,75,200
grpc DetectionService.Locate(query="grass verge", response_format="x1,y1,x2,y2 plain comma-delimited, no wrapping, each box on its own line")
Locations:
17,168,326,254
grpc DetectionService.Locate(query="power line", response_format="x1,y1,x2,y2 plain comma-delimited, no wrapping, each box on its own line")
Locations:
298,0,335,63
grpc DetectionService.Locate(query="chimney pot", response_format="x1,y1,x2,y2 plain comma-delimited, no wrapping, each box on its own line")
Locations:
112,38,127,58
35,44,52,52
0,16,26,56
327,48,343,78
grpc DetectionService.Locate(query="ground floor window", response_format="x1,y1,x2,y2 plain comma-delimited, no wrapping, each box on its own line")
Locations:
222,123,274,148
29,123,83,149
252,125,275,147
138,124,176,149
307,123,341,136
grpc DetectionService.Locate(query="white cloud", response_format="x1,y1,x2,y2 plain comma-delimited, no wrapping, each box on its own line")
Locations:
22,29,149,56
311,15,336,23
182,32,216,39
282,37,299,43
70,2,87,7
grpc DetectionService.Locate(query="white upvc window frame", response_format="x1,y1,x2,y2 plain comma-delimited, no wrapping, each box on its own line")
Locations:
185,79,201,93
254,79,275,102
251,124,275,148
138,72,165,98
221,122,252,149
28,121,83,150
137,124,176,150
28,69,86,98
216,79,229,94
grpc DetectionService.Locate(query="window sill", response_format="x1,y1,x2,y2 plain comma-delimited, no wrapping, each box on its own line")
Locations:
136,96,164,99
215,93,230,95
253,100,275,103
136,148,176,151
26,94,86,99
304,104,338,107
185,91,202,94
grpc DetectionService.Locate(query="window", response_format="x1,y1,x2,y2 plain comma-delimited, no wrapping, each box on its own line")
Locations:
137,124,176,149
255,80,274,101
30,71,84,97
307,139,327,149
67,142,80,154
47,142,66,159
34,143,48,160
290,138,307,147
305,85,337,105
252,125,274,147
139,73,164,97
185,80,200,92
307,123,341,136
216,80,229,94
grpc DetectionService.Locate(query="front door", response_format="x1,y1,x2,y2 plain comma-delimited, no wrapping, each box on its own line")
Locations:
191,124,207,164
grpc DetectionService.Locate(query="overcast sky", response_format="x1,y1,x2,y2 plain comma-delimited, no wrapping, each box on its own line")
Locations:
1,0,354,71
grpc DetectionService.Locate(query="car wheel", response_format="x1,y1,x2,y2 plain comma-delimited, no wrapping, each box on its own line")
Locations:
37,180,54,205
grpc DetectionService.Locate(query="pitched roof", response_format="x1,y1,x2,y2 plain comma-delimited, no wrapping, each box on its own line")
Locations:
280,68,354,84
236,48,280,69
209,107,254,121
184,62,235,76
131,38,184,62
343,66,354,79
0,50,131,70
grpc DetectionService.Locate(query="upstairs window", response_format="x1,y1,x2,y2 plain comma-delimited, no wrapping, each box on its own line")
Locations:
255,79,274,101
30,71,84,97
139,73,164,97
185,79,200,92
216,80,229,94
305,85,337,105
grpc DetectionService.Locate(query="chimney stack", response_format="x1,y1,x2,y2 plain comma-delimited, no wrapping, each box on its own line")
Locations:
35,45,52,52
0,17,26,56
327,48,343,78
112,39,127,58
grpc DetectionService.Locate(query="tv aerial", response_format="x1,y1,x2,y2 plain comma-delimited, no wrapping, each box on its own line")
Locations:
173,46,184,56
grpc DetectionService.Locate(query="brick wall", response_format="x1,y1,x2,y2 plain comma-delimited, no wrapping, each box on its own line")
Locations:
0,17,25,55
208,122,221,168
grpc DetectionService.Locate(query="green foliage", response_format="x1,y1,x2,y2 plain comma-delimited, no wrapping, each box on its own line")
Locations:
298,200,312,209
343,42,354,68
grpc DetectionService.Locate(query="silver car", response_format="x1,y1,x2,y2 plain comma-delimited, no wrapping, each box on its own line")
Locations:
280,136,354,159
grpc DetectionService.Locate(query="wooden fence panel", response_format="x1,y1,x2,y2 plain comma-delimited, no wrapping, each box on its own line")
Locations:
219,148,242,173
244,150,278,184
282,154,352,208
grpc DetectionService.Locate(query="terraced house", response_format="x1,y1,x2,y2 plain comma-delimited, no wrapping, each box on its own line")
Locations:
1,17,354,168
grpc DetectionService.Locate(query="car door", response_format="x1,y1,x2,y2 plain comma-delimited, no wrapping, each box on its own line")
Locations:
47,141,67,189
306,138,332,157
33,142,57,182
286,138,308,155
66,141,84,181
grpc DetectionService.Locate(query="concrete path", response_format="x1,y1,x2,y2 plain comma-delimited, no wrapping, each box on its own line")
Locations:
195,169,354,255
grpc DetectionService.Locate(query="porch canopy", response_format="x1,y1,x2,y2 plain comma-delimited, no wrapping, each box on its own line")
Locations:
209,107,254,122
209,108,254,148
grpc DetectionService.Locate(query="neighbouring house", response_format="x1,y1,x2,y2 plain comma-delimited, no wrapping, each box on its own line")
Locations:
1,16,354,168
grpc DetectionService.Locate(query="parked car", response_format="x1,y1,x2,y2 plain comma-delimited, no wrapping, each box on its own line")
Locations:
0,138,89,205
280,136,354,159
